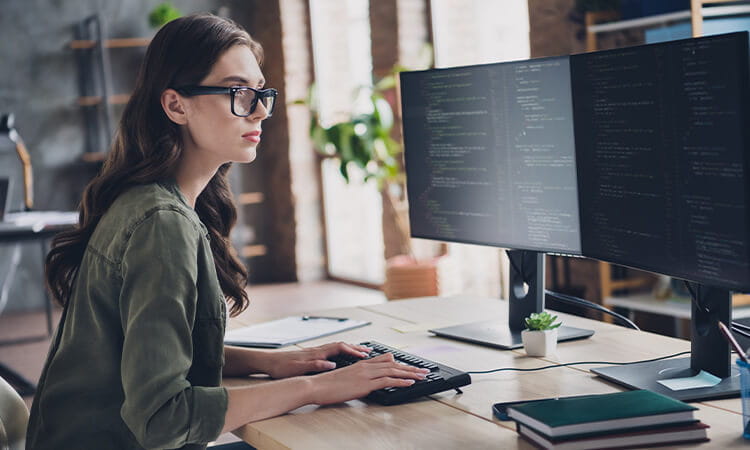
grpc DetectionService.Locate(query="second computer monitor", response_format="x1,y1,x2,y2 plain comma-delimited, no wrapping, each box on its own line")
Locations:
400,56,582,256
572,32,750,292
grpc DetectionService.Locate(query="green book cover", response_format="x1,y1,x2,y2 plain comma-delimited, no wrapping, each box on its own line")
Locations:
508,390,696,429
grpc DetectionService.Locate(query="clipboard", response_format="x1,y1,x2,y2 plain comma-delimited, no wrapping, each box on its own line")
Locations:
224,315,371,348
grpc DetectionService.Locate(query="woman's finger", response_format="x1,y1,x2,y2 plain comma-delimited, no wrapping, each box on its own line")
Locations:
308,359,337,372
389,366,429,379
362,364,428,380
362,354,430,374
342,342,372,356
375,377,417,390
332,342,370,358
362,352,395,362
318,342,368,358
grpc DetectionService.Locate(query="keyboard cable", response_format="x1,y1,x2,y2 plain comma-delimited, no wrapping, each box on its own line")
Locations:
466,350,691,375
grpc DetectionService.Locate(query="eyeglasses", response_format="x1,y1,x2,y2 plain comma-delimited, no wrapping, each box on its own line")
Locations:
174,85,278,118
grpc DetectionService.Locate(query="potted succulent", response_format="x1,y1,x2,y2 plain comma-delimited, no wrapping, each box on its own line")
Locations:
522,312,562,357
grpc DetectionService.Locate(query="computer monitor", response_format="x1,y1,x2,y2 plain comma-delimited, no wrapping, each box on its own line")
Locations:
401,56,582,255
400,56,594,348
573,33,750,292
400,31,750,401
573,32,750,401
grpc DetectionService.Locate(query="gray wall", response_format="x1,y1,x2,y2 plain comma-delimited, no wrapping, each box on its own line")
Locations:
0,0,245,312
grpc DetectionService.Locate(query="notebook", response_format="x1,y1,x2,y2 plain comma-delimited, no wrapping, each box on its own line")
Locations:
507,390,697,438
224,316,371,348
517,421,709,450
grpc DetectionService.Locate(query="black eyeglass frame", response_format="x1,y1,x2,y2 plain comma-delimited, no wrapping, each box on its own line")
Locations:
174,85,278,118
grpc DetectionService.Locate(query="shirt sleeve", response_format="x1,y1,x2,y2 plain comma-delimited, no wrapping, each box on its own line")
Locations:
118,208,228,449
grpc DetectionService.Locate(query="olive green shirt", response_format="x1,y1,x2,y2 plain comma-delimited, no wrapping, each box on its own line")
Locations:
27,181,229,449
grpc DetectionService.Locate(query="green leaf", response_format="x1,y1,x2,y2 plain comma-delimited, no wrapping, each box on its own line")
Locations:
339,159,350,183
336,123,355,162
351,135,370,168
311,126,329,155
310,115,332,155
524,312,562,331
303,68,406,189
375,74,397,91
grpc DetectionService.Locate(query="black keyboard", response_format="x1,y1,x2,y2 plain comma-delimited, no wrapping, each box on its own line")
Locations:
327,341,471,405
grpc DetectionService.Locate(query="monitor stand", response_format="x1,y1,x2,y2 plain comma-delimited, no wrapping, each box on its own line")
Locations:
430,250,594,350
592,282,739,401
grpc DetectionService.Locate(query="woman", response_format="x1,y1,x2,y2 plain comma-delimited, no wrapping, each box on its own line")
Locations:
27,14,427,450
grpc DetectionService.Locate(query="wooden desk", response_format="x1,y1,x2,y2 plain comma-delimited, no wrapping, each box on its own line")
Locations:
225,296,747,449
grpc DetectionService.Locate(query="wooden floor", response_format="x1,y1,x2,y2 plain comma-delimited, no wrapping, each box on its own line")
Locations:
0,280,386,444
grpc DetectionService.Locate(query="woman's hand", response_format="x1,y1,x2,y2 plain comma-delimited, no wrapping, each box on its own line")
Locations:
262,341,372,379
309,353,429,405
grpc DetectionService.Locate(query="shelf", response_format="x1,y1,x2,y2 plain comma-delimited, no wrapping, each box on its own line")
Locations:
604,293,750,319
77,94,130,107
80,152,107,163
70,38,151,49
238,192,265,205
242,245,267,258
589,4,750,34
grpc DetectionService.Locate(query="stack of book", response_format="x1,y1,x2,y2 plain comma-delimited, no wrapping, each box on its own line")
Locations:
507,390,709,449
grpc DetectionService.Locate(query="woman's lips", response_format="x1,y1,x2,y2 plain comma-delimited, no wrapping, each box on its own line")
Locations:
243,131,261,143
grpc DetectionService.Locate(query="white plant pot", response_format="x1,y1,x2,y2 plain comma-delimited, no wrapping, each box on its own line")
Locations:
521,328,558,357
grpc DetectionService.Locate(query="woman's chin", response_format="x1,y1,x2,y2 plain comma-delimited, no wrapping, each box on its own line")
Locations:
235,147,257,163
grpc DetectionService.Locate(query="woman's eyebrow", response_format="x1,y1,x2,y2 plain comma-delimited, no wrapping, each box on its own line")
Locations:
219,75,265,86
219,75,249,84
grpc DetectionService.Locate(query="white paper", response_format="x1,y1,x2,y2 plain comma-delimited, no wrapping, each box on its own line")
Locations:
656,370,722,391
224,316,370,348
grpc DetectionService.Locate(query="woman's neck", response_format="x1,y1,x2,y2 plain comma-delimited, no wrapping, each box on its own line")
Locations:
174,150,222,209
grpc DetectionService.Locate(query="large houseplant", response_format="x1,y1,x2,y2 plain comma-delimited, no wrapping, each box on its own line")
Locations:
302,64,441,298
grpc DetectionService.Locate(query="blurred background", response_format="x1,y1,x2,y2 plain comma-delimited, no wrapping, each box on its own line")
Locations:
0,0,642,307
4,0,750,425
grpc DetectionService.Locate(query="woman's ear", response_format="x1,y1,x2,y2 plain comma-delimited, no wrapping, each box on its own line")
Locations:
161,89,188,125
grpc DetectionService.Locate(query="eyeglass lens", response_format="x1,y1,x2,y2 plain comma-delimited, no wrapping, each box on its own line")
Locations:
234,89,276,117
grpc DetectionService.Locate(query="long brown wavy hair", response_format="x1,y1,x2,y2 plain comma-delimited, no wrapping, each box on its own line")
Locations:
46,14,260,316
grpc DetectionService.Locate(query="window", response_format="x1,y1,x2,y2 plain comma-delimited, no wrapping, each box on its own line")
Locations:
310,0,385,284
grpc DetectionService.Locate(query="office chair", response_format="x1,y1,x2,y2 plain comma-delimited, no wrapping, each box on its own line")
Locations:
0,375,28,450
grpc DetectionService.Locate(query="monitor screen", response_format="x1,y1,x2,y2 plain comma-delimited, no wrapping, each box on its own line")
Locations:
401,32,750,291
573,32,750,291
401,56,582,255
